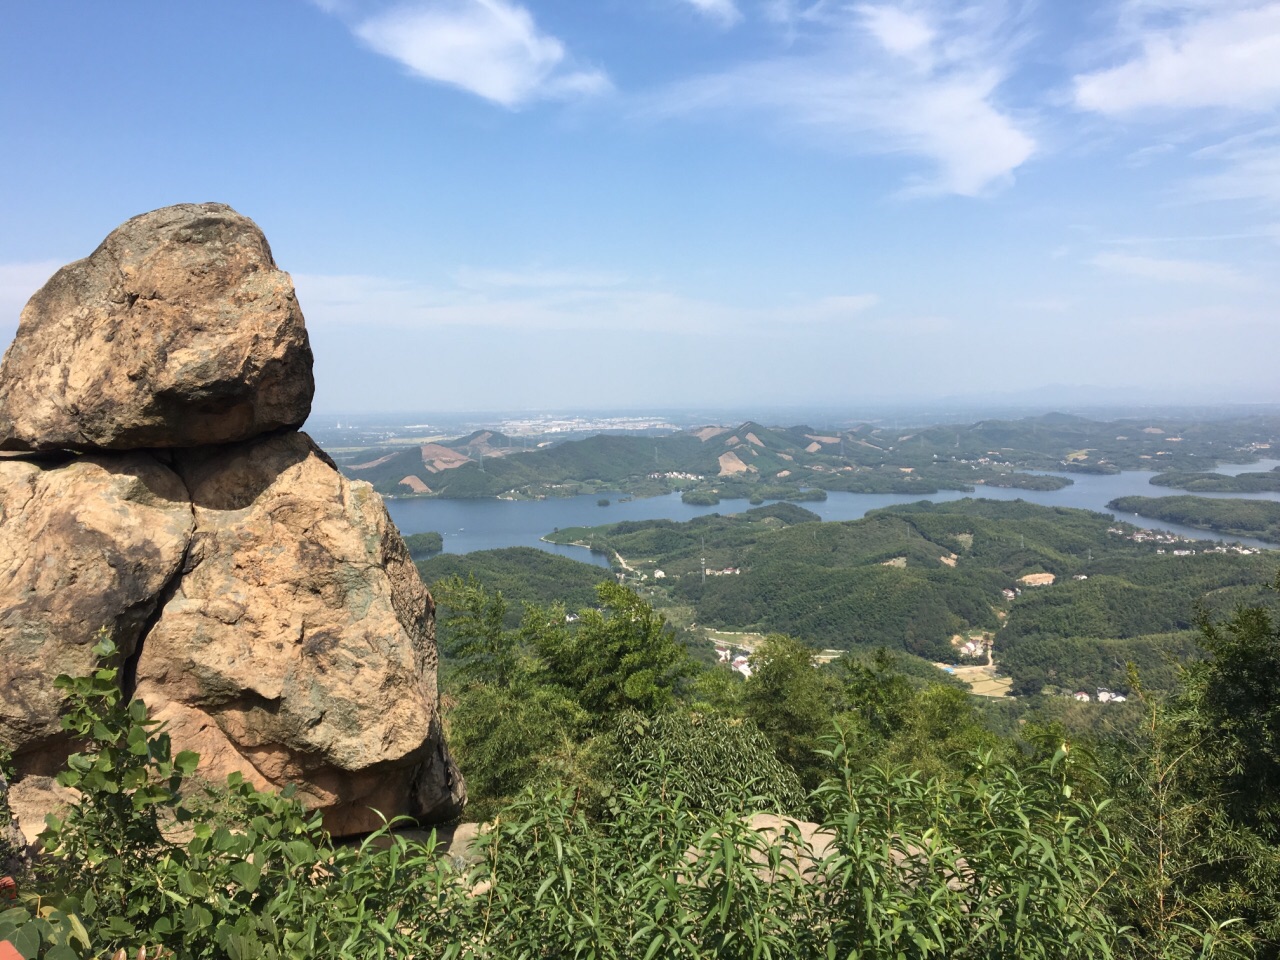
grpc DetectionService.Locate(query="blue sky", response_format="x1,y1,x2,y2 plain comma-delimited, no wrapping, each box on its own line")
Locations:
2,0,1278,413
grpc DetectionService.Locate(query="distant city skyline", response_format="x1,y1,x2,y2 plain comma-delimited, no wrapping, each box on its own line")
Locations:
3,1,1279,411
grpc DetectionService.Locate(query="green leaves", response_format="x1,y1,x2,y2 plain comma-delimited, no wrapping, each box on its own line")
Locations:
536,582,695,719
23,581,1280,958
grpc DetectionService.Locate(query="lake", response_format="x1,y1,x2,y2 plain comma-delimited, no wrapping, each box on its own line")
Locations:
385,459,1280,565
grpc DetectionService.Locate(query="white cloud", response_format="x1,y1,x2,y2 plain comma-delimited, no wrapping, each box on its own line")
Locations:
858,4,935,60
679,0,742,27
1074,3,1280,115
647,2,1035,196
1090,251,1255,287
294,269,876,333
352,0,610,107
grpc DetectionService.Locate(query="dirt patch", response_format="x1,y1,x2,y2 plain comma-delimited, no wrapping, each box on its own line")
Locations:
399,476,431,494
419,443,473,473
805,435,840,444
968,676,1013,697
943,664,1012,698
939,554,956,567
776,469,792,478
881,557,907,568
1018,572,1056,587
718,451,754,476
778,453,794,461
348,453,398,471
746,432,765,448
805,441,822,454
694,426,731,442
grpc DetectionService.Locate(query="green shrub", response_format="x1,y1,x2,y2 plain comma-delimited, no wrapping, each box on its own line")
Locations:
8,627,1247,959
610,711,807,817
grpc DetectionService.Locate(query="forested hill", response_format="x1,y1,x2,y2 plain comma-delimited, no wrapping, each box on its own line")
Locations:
1110,495,1280,544
1149,467,1280,492
335,412,1280,500
547,498,1279,691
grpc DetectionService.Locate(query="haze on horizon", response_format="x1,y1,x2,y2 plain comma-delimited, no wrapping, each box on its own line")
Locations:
2,1,1278,413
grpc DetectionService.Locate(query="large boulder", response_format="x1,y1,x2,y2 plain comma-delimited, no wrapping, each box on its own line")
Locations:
0,203,314,452
131,432,465,834
0,452,194,769
0,205,462,837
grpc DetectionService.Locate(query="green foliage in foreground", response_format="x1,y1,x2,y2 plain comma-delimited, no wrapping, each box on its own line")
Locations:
7,644,1149,960
10,582,1280,958
610,711,808,816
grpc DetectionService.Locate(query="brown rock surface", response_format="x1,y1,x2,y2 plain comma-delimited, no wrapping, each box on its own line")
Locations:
0,203,314,452
0,452,194,767
132,431,464,833
0,204,462,835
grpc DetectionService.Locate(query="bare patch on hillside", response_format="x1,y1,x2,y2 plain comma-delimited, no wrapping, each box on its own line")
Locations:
419,444,473,473
718,451,754,476
348,453,398,471
399,476,431,494
1018,572,1056,587
694,426,731,442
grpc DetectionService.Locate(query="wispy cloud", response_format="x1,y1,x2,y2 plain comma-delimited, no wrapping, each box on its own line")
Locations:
454,267,628,291
1074,2,1280,115
647,1,1036,196
345,0,610,107
1090,251,1255,287
679,0,742,27
1187,127,1280,205
294,269,877,333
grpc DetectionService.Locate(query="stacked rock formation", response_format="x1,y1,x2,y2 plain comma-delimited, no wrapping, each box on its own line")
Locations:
0,203,464,837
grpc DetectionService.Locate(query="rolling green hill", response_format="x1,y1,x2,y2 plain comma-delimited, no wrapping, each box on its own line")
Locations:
547,498,1280,687
417,547,609,624
1149,469,1280,492
334,413,1280,501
